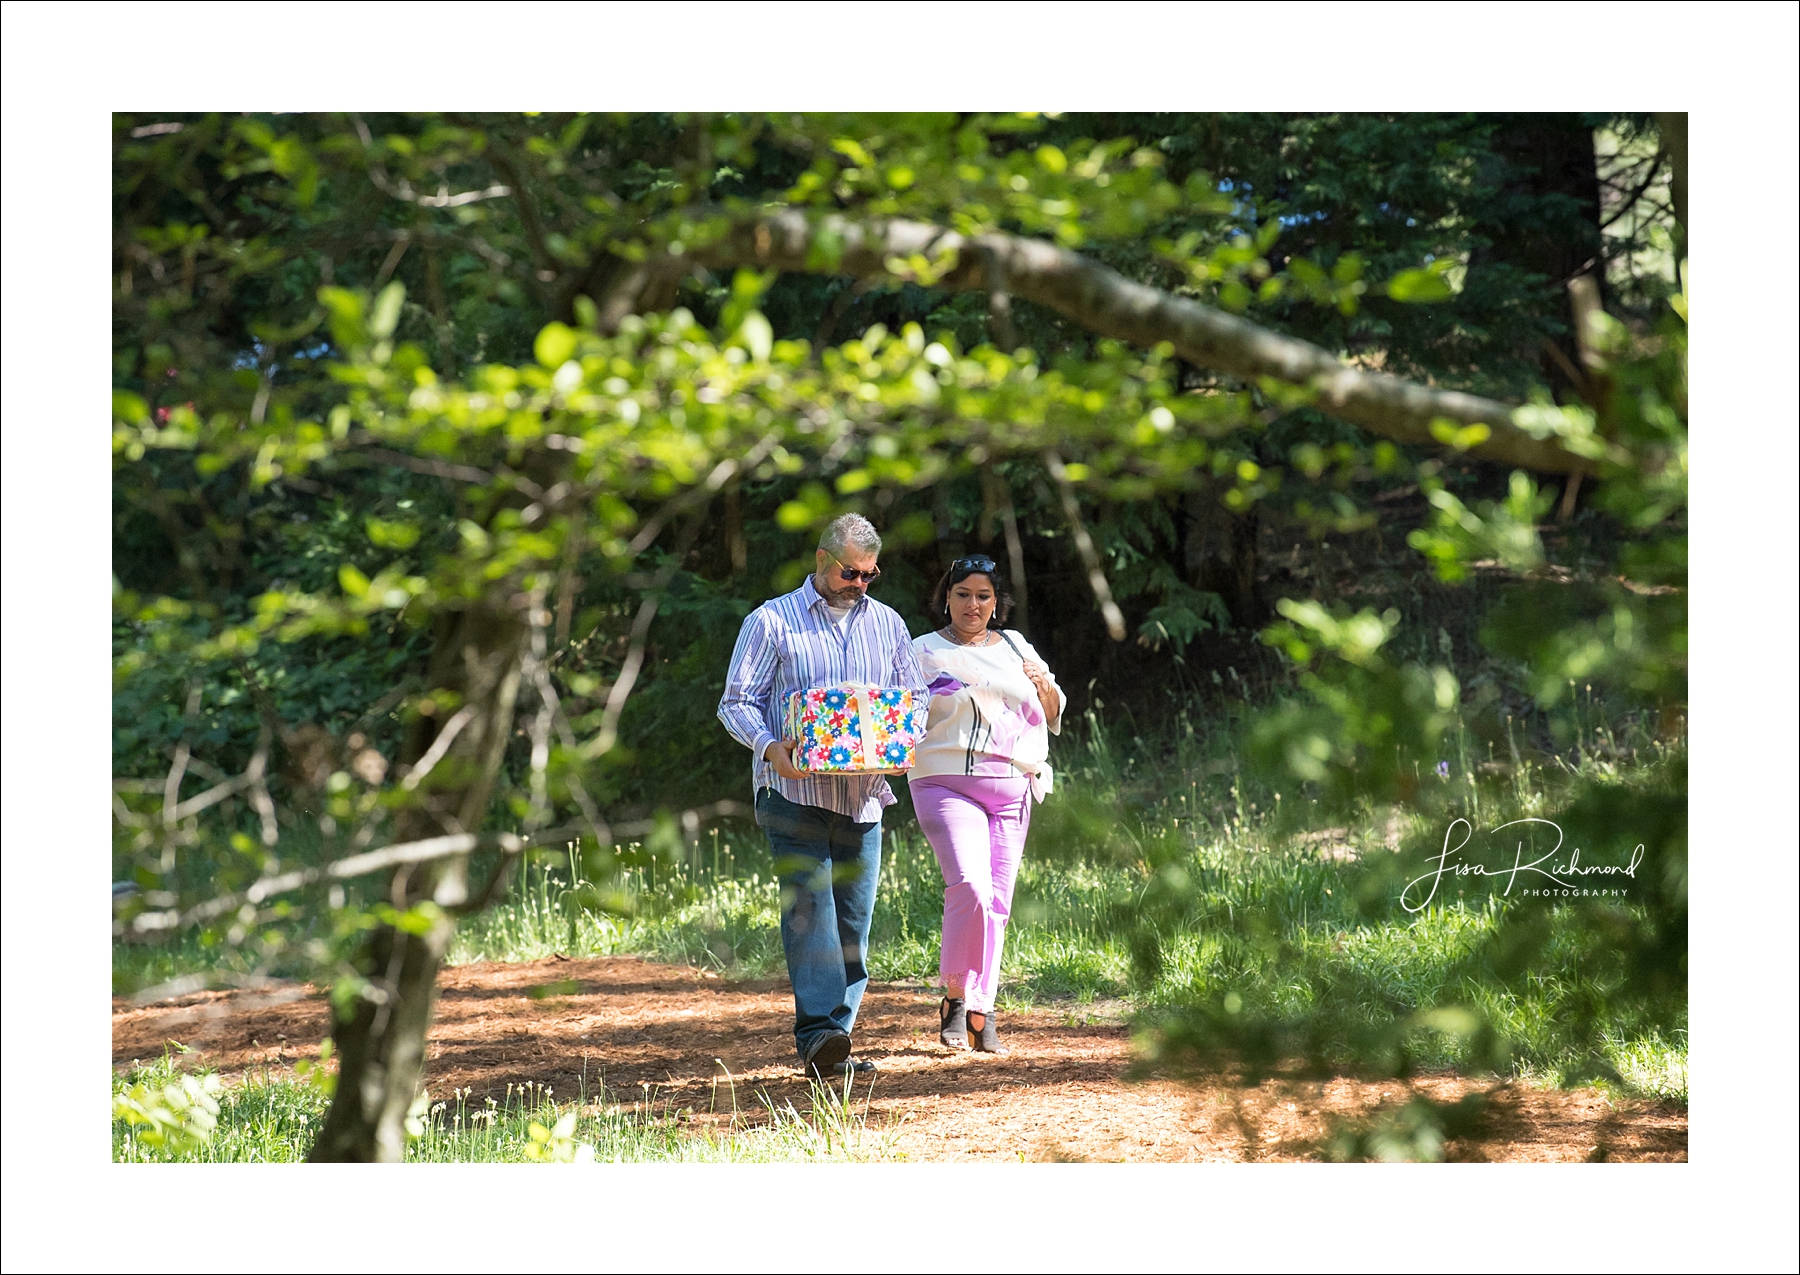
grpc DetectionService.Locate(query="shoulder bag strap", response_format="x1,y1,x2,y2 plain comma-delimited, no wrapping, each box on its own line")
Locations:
993,631,1047,790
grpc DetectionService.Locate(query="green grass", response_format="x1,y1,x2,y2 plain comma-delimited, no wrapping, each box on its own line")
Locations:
113,689,1686,1162
113,1049,905,1164
441,818,1142,1004
434,694,1685,1103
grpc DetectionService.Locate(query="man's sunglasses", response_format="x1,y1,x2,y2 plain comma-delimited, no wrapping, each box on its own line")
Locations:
824,549,881,584
951,555,998,574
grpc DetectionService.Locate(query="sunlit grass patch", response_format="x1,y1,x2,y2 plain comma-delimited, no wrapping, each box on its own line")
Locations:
115,690,1686,1129
113,1052,905,1164
114,1052,327,1164
1603,1029,1688,1104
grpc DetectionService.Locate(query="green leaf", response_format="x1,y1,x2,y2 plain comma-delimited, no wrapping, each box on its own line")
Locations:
1428,418,1492,451
113,390,150,424
719,267,776,334
365,518,420,550
369,282,405,339
338,564,370,598
775,481,835,533
1387,269,1454,304
804,226,845,272
534,322,578,369
737,312,773,363
317,286,367,347
829,137,875,167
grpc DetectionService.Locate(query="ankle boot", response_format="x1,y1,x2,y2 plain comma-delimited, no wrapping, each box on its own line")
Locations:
939,996,969,1049
967,1009,1008,1055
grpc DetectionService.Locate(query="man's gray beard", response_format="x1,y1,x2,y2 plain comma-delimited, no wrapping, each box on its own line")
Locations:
817,573,864,607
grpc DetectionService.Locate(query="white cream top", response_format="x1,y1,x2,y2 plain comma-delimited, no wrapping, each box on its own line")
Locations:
910,629,1066,800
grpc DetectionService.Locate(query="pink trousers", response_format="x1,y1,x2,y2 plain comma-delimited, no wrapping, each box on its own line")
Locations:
911,775,1032,1015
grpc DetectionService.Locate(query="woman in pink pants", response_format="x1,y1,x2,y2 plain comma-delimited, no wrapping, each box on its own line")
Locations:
911,556,1065,1054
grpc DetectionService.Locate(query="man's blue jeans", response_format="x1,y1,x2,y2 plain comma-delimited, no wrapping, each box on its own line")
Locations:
755,786,882,1061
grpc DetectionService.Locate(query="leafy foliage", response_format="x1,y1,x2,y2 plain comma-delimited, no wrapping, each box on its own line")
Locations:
111,111,1685,1159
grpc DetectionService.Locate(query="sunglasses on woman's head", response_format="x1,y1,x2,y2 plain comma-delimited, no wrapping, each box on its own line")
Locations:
951,555,998,574
825,549,880,584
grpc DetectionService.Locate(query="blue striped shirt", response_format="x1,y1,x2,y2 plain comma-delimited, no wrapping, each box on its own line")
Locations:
717,575,929,821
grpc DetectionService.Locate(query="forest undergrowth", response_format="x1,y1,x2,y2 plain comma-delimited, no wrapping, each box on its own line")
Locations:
118,679,1688,1125
448,691,1686,1102
113,1048,902,1164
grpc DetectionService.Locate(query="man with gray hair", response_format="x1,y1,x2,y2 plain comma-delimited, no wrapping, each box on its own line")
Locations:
718,513,928,1079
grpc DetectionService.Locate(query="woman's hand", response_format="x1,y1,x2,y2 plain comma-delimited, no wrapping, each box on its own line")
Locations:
1022,660,1061,728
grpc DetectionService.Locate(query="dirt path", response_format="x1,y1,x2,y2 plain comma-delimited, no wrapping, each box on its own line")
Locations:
112,955,1687,1162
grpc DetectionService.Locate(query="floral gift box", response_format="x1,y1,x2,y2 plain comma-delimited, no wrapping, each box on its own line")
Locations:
781,685,924,774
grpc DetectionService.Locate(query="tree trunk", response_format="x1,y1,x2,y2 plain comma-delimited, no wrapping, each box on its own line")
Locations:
1652,112,1687,240
977,465,1034,637
723,480,747,576
308,600,526,1162
1473,114,1607,403
305,917,454,1162
1183,488,1262,630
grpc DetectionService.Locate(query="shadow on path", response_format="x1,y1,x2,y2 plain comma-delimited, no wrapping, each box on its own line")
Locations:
112,954,1687,1162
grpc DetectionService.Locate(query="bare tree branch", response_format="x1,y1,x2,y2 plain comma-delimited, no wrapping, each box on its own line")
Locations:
399,705,476,791
130,972,301,1005
349,444,496,487
161,682,204,827
691,211,1587,474
353,114,516,213
523,589,556,834
1597,154,1668,233
591,257,694,333
342,678,419,744
138,829,536,932
169,771,255,822
1652,113,1688,231
129,800,753,934
1538,338,1592,403
1567,275,1609,376
983,464,1031,635
812,277,877,357
114,794,151,828
981,244,1018,352
246,727,278,846
162,744,191,828
551,507,584,649
417,183,512,210
372,235,411,290
527,653,612,850
475,138,559,294
582,510,709,759
625,432,781,557
1042,450,1126,641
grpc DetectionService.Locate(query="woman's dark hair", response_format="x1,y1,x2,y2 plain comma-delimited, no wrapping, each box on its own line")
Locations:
929,556,1014,629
